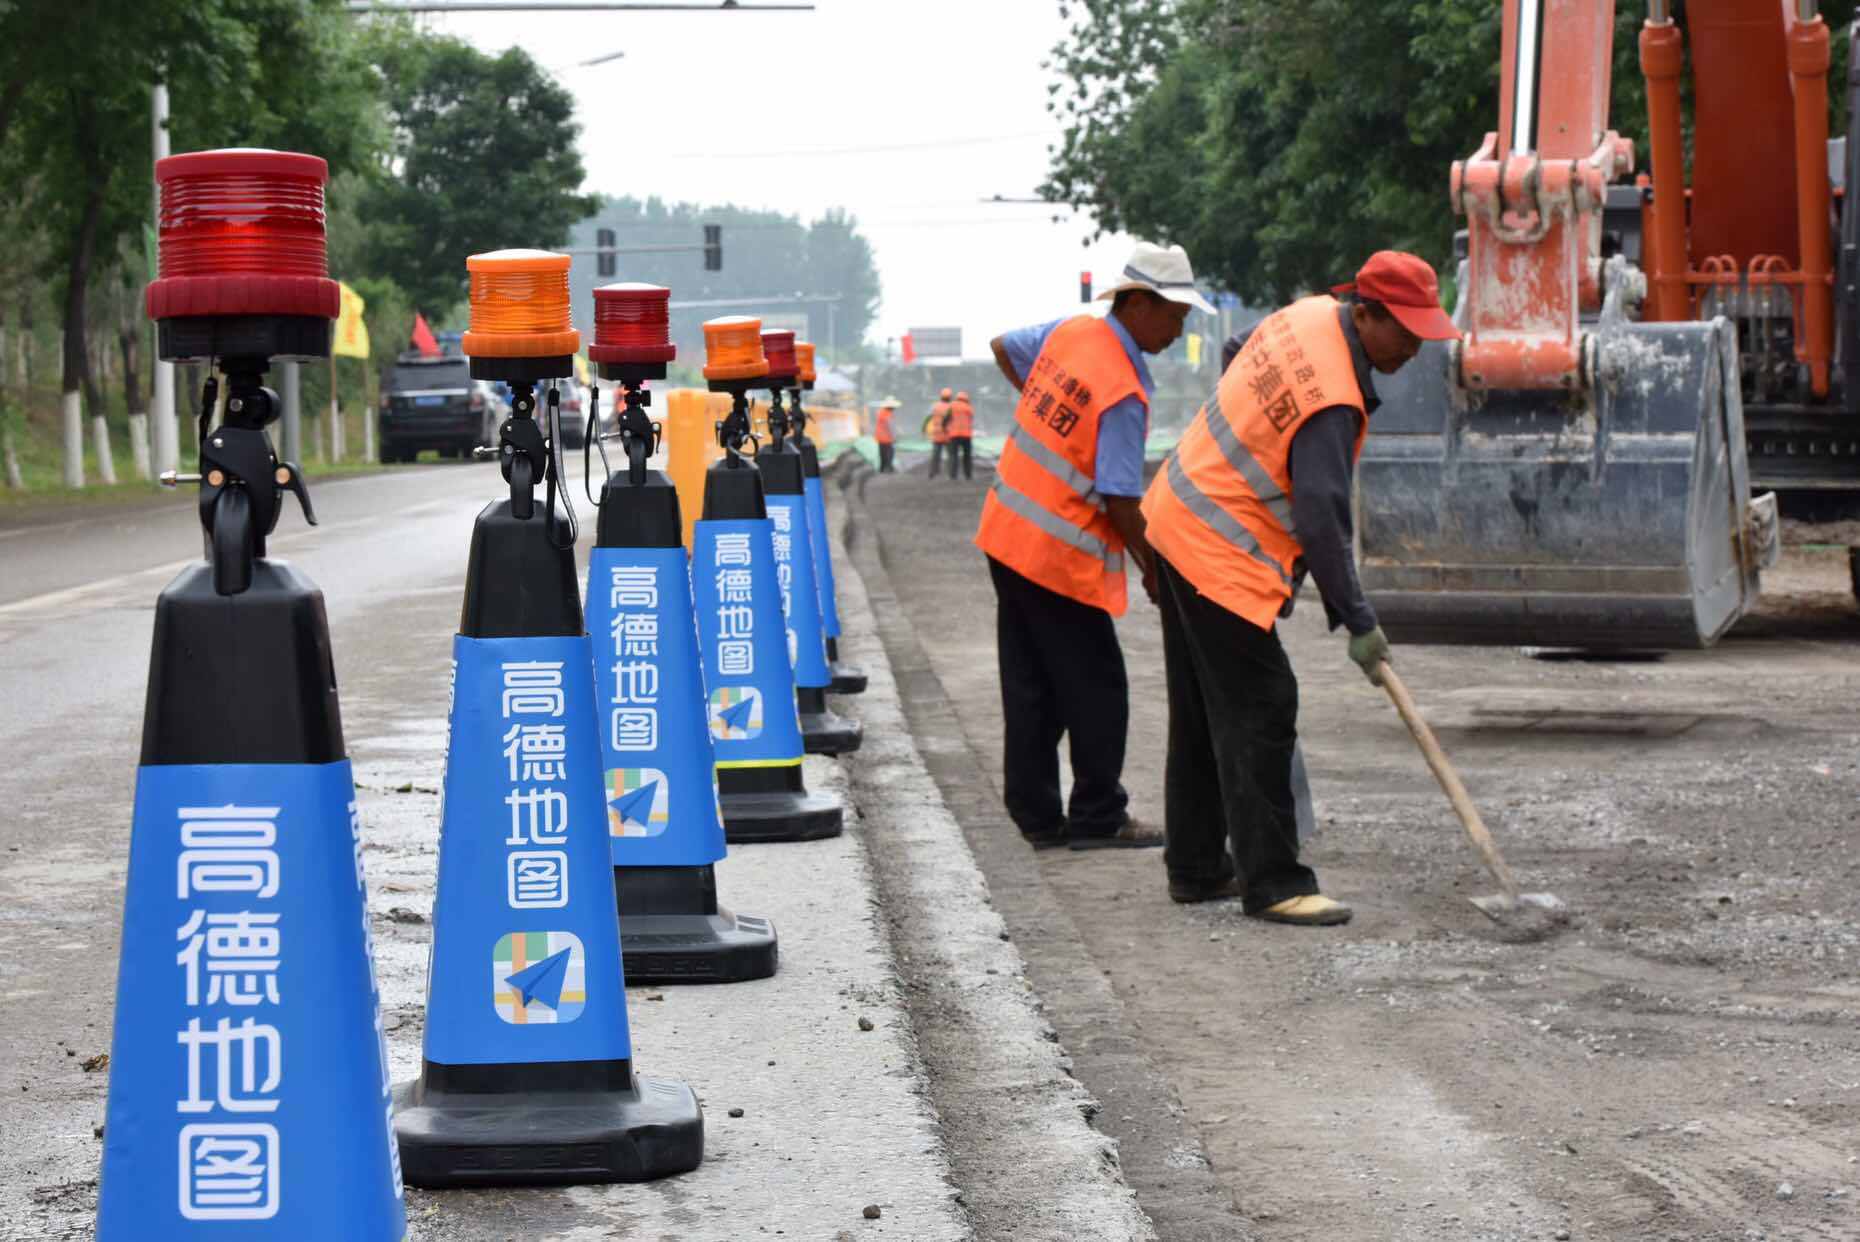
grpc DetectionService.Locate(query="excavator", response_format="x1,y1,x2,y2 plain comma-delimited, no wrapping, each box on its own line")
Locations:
1359,0,1858,649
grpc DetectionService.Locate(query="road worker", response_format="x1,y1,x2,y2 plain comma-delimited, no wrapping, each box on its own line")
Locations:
928,387,952,478
976,241,1211,850
1141,250,1459,922
874,396,900,473
946,390,976,480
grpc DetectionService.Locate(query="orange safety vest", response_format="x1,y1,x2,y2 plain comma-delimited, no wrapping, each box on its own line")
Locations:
1141,295,1367,630
974,315,1146,615
874,406,895,444
947,398,974,438
928,401,950,443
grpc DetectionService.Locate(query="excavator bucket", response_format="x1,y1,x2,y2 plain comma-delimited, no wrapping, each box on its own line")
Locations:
1357,316,1762,649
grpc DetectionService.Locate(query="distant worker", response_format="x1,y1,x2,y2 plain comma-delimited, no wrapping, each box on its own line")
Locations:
928,387,952,478
1142,251,1459,923
874,396,900,473
946,390,975,480
976,240,1211,850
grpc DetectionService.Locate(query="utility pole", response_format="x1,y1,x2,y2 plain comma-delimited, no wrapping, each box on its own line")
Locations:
149,82,178,478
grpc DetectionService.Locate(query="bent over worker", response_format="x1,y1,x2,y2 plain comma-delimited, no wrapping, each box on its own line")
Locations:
1141,251,1459,923
874,396,899,473
946,390,976,480
928,388,952,478
976,241,1212,850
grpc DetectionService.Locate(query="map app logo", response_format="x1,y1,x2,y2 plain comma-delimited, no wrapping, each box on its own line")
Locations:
492,931,586,1025
607,767,670,838
709,686,763,741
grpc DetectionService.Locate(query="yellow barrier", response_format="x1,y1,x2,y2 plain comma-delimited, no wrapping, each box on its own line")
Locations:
664,388,727,550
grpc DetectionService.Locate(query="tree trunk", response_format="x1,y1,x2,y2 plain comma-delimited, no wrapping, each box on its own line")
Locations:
60,98,103,489
122,322,148,479
1,420,19,489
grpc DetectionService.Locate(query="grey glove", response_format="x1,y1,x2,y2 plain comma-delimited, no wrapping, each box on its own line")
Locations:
1347,626,1390,685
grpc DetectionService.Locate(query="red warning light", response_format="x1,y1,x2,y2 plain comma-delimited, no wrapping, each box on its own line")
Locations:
759,329,798,381
146,148,339,321
590,282,676,365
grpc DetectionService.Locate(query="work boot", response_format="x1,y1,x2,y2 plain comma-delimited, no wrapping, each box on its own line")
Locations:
1020,826,1068,851
1250,894,1353,926
1069,816,1164,851
1169,873,1244,904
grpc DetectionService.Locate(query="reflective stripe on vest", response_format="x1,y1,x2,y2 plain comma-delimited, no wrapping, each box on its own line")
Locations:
1140,295,1364,629
974,315,1146,615
1007,423,1100,509
989,478,1124,572
1160,452,1289,586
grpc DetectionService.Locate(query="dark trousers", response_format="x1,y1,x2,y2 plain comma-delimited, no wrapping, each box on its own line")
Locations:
929,441,945,478
1155,554,1317,912
878,441,895,472
988,556,1129,838
948,436,973,479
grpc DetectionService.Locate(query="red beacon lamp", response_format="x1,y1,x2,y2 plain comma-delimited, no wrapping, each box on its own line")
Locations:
757,328,800,449
589,282,675,486
146,147,338,595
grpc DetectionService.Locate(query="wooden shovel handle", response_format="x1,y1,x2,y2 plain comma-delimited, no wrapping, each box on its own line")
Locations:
1377,662,1520,899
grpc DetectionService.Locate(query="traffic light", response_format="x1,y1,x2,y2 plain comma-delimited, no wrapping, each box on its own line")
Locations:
1079,270,1092,303
704,224,722,272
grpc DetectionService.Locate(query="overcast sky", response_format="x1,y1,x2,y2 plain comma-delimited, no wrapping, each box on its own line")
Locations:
420,0,1141,358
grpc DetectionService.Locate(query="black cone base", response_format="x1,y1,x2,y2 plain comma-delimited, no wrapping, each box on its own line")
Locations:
797,686,862,755
825,639,867,696
720,764,843,843
616,866,777,985
392,1060,703,1188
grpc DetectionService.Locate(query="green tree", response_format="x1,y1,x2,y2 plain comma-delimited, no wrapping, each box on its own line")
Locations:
357,30,595,318
0,0,382,486
1042,0,1854,304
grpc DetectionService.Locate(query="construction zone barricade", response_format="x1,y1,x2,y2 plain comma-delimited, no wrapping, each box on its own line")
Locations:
99,145,406,1240
392,252,701,1187
585,331,778,986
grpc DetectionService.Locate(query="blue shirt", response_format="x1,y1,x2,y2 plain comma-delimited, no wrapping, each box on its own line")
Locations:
998,314,1153,497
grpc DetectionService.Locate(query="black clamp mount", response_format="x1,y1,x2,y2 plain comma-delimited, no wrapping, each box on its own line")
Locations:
759,373,798,454
707,378,758,467
591,360,667,489
164,354,317,597
471,354,577,547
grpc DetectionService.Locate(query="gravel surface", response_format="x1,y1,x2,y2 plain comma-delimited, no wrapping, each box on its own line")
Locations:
855,449,1860,1242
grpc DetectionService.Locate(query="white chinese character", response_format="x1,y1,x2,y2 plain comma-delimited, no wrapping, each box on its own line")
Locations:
778,563,793,593
715,533,752,567
717,604,753,639
612,707,659,752
610,659,660,705
717,640,754,676
609,566,659,609
616,612,660,658
770,506,792,533
503,788,569,845
178,1018,282,1114
714,568,752,602
179,1124,278,1221
177,911,282,1007
772,533,792,563
502,723,568,782
347,800,365,894
500,661,565,717
508,850,569,908
177,806,280,900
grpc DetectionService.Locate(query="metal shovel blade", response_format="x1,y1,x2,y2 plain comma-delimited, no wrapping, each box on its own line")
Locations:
1469,891,1569,923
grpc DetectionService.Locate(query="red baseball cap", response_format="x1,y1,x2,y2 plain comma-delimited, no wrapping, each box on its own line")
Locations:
1332,251,1458,341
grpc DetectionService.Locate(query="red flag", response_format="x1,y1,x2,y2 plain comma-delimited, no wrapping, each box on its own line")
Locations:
411,311,440,358
900,333,915,366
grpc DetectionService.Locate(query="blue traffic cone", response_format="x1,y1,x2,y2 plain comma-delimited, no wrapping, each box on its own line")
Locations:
391,358,703,1187
756,389,861,757
696,391,845,843
98,371,406,1237
584,363,777,984
791,390,866,696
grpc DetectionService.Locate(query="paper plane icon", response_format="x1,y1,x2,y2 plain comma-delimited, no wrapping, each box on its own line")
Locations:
505,947,573,1012
717,697,757,732
610,779,660,828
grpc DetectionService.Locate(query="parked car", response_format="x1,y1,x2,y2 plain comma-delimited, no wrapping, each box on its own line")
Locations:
552,376,589,449
378,353,488,463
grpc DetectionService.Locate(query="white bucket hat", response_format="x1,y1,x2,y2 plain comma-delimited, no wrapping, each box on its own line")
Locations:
1096,241,1216,315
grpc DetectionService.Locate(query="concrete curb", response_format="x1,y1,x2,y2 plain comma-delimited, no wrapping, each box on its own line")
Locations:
826,453,1160,1242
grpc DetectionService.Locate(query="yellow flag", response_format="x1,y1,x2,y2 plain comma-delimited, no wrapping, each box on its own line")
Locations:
333,281,370,359
1185,332,1203,369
